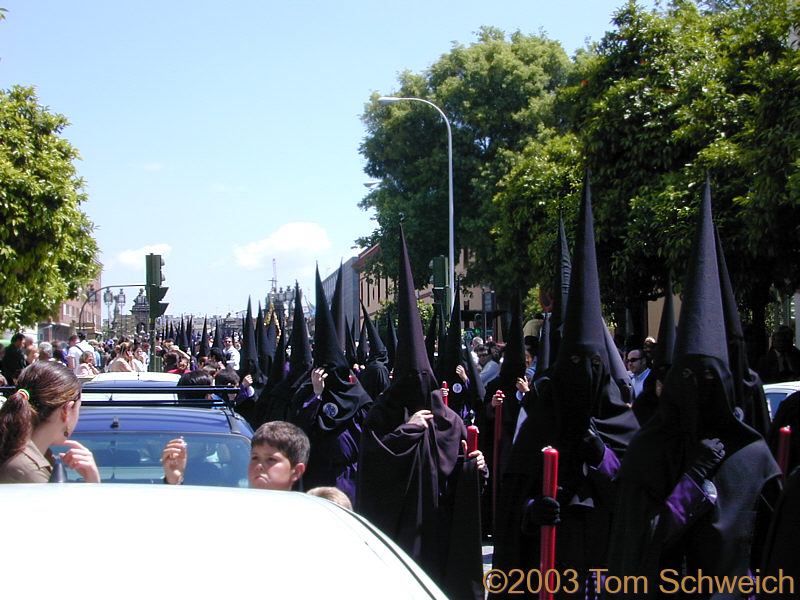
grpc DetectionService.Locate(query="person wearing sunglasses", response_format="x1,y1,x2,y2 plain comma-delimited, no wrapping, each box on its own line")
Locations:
626,349,650,399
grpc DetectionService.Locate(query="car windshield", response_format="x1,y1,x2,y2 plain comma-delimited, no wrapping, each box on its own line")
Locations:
55,432,251,487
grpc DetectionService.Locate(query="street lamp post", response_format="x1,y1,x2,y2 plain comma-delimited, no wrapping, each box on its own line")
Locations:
377,96,455,314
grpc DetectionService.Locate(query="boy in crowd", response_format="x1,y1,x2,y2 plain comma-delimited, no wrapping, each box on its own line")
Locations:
162,421,309,491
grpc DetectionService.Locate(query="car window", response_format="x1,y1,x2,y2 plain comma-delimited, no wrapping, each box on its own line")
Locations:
55,432,251,487
766,392,788,419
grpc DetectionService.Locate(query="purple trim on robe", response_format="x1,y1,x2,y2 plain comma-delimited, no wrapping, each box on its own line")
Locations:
658,474,716,545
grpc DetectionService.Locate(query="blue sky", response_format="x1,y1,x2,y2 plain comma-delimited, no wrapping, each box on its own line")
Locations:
1,0,644,317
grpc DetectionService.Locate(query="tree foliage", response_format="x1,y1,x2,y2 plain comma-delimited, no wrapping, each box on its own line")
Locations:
0,86,99,329
359,28,572,289
360,2,800,343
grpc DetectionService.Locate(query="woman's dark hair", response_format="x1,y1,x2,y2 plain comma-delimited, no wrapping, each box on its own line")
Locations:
177,369,213,400
0,362,80,464
163,352,179,369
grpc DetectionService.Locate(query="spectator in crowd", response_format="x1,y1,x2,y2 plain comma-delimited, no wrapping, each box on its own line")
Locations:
477,343,500,385
107,342,136,372
76,351,100,377
162,420,309,491
224,337,240,370
66,334,83,373
757,325,800,384
37,342,54,362
2,333,28,385
626,348,651,398
307,486,353,510
0,361,100,483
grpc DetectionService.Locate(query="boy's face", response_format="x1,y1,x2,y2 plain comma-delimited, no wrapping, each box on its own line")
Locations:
248,442,305,491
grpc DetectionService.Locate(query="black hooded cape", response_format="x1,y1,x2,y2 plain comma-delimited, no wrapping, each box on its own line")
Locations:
357,227,483,600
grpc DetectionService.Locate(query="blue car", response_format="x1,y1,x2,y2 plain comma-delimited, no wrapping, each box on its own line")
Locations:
62,378,254,486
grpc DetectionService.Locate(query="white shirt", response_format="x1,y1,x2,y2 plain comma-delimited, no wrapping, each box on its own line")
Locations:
629,368,651,398
224,346,240,371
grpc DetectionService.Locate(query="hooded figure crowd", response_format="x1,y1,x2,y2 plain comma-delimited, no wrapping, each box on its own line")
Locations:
5,176,798,600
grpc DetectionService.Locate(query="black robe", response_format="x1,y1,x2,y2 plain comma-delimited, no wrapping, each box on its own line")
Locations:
608,357,781,599
357,383,483,600
759,466,800,599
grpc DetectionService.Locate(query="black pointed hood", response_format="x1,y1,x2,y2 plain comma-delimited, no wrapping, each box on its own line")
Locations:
358,303,391,401
385,308,398,371
392,227,436,386
362,303,388,364
345,317,358,367
654,277,676,370
442,286,484,417
288,283,312,383
356,319,368,365
556,181,607,367
330,261,347,350
267,312,286,391
314,266,349,371
618,178,765,499
199,318,210,358
425,305,440,374
362,227,464,493
551,178,636,452
212,320,223,350
265,310,278,366
300,266,371,431
715,226,771,435
535,313,552,378
256,304,271,375
498,292,526,384
550,214,571,363
239,297,263,382
673,179,728,365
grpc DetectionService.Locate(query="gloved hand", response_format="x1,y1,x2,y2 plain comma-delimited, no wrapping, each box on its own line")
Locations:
521,495,560,535
687,438,725,483
579,429,606,468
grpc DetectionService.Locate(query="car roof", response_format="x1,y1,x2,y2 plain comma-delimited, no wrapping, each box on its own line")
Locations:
85,372,182,383
1,484,446,600
763,381,800,394
76,406,252,436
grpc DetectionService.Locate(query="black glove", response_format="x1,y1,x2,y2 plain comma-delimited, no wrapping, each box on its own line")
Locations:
521,495,560,535
687,438,725,483
579,429,606,467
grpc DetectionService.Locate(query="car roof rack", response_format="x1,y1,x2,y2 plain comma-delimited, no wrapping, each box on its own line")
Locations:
80,385,243,411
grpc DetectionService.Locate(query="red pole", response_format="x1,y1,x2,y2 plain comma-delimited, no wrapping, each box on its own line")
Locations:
540,446,559,600
492,391,504,533
778,426,791,484
442,380,448,407
467,425,479,454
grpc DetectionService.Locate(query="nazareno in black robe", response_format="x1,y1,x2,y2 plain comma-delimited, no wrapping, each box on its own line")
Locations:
607,180,781,599
492,179,638,599
356,226,483,600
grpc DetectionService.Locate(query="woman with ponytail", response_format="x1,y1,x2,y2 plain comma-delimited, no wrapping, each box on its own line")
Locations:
0,361,100,483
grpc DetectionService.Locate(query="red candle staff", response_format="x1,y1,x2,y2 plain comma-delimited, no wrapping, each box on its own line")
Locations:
442,380,448,407
540,446,559,600
467,425,479,454
492,390,504,532
778,426,791,484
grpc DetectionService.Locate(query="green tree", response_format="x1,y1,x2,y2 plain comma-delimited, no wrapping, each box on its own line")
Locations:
0,86,99,329
359,28,572,291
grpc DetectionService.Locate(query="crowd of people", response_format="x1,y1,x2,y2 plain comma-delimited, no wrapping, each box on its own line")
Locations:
2,180,800,599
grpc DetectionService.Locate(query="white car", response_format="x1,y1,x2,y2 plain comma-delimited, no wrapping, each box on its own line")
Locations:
763,380,800,418
81,371,182,401
1,484,447,599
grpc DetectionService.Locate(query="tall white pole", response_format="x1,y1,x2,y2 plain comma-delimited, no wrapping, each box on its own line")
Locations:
378,96,455,313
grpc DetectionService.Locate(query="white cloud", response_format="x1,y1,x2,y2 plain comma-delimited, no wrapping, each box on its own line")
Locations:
234,222,331,271
118,243,173,270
